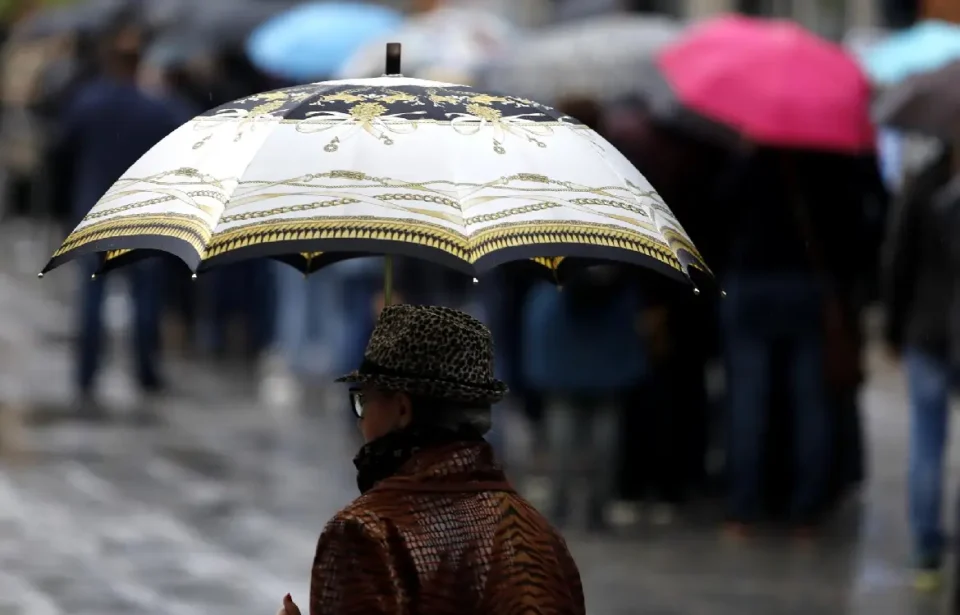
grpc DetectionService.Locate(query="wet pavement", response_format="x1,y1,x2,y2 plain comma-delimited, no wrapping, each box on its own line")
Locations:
0,222,957,614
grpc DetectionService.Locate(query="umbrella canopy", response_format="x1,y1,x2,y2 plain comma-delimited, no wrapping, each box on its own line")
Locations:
860,20,960,85
336,7,516,81
478,13,683,104
874,60,960,137
647,15,874,153
246,2,404,82
42,60,708,288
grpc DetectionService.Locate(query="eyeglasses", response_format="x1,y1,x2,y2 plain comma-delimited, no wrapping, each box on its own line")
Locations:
349,389,366,418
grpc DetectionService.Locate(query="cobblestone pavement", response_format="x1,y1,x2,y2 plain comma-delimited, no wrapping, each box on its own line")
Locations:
0,224,957,614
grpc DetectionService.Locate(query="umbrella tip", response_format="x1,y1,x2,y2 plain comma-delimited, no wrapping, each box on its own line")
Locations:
191,273,198,280
90,274,97,280
721,289,727,298
385,42,402,76
692,286,700,296
472,277,479,284
36,272,43,279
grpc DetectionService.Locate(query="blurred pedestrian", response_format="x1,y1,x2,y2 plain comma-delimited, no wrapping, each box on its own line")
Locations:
882,143,959,590
717,148,832,536
283,305,585,615
796,152,882,506
263,263,346,405
521,266,647,531
607,103,730,510
52,15,181,413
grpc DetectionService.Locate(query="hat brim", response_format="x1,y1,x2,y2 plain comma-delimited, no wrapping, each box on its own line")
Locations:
335,371,508,405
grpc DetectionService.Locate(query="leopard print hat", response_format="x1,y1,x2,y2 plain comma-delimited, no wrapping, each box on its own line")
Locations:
336,305,508,405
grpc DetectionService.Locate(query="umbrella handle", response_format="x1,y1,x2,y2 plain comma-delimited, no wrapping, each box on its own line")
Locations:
385,42,401,76
383,255,394,306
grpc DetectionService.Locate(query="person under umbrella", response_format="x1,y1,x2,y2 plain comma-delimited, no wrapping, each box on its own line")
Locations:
635,15,873,535
277,304,586,615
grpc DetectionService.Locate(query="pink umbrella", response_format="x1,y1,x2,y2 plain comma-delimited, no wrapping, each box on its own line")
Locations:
654,15,875,153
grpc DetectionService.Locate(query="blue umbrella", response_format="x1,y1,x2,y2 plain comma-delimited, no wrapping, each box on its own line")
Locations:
860,20,960,85
246,2,404,82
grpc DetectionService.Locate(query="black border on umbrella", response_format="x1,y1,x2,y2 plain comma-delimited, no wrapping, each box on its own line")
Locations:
42,235,201,276
196,238,693,285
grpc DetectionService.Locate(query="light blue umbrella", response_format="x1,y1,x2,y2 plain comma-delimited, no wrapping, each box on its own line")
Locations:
246,2,404,82
860,20,960,85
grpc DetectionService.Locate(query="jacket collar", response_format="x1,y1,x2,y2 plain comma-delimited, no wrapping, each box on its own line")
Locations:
368,440,515,495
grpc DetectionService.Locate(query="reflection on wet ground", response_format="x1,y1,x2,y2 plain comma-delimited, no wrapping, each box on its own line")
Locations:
0,254,956,614
0,372,951,615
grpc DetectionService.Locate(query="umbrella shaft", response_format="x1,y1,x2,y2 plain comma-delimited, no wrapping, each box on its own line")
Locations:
384,255,394,306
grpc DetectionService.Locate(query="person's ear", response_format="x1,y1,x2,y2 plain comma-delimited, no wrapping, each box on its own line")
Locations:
396,393,413,428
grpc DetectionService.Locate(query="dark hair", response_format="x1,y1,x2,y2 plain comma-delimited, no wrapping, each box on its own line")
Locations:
98,10,148,77
555,96,603,133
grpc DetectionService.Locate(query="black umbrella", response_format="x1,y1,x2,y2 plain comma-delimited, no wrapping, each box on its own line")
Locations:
873,60,960,137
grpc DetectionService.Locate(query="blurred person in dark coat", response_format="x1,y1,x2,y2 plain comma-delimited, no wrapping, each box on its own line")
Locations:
604,103,729,508
882,146,959,587
798,152,885,502
717,148,832,535
278,305,585,615
53,16,181,411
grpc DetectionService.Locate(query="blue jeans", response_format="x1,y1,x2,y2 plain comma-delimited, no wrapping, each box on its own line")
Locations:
722,274,831,523
273,263,345,376
905,349,950,566
76,257,163,393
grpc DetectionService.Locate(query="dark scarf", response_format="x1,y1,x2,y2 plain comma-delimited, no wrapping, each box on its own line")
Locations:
353,424,485,494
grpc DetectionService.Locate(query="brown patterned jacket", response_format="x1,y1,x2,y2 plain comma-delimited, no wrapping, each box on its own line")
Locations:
309,441,585,615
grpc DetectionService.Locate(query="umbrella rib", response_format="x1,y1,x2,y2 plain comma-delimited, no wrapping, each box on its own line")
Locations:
201,119,292,264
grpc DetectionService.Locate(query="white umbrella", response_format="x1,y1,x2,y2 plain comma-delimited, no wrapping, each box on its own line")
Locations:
43,46,708,294
336,7,517,82
479,13,685,104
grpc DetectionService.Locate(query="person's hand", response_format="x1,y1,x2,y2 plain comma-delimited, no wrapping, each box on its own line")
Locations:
276,593,302,615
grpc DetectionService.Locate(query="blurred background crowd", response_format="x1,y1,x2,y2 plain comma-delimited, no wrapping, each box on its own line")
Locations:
2,0,960,610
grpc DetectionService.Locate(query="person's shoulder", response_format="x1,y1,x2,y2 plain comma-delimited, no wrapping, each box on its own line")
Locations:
321,497,393,542
515,495,580,555
496,493,581,575
136,90,179,115
65,78,112,113
500,492,565,536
